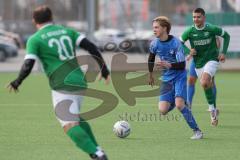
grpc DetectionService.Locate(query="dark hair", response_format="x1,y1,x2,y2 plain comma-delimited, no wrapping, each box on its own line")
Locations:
193,8,205,16
33,5,53,24
152,16,171,34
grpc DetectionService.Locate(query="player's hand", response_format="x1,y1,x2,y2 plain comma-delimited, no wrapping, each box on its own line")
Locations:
7,80,20,93
156,60,171,69
97,73,111,85
186,54,193,61
218,53,226,63
189,48,197,56
148,73,154,87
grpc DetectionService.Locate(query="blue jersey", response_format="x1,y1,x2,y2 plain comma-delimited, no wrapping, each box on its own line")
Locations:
149,35,186,81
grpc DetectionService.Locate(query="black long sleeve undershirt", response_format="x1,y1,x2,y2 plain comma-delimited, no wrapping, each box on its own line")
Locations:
171,61,185,70
10,59,35,89
79,38,109,79
148,53,155,72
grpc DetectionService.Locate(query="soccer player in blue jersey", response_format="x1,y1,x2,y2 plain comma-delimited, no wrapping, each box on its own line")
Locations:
148,16,203,139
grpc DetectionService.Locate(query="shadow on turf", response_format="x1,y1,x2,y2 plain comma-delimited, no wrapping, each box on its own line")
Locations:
118,137,143,140
218,124,240,130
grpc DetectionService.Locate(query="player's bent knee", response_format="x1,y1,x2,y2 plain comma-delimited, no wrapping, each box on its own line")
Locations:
200,78,211,89
176,105,184,110
158,105,168,115
158,102,170,115
200,73,212,88
159,109,168,115
158,106,169,115
175,97,185,110
200,81,210,89
63,122,79,133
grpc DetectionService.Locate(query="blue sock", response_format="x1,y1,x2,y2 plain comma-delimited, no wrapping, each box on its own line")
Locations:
212,83,217,107
187,84,195,106
180,106,199,130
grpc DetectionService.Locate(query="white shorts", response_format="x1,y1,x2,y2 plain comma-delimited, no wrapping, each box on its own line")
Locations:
52,90,84,127
195,61,219,78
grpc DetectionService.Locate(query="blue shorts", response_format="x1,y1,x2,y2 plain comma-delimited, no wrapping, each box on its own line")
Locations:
159,75,187,104
189,60,197,78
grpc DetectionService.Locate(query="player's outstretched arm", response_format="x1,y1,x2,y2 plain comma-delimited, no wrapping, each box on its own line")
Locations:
79,38,110,84
7,59,35,93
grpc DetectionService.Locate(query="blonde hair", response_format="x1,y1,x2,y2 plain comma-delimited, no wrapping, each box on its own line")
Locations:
152,16,171,34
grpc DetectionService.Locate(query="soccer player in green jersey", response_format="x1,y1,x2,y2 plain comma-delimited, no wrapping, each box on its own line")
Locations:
180,8,230,126
7,5,109,160
186,37,221,112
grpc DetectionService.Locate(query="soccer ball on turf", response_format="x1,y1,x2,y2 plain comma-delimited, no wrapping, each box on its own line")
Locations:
113,120,131,138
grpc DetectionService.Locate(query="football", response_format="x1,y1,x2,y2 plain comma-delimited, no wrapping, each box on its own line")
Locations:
113,120,131,138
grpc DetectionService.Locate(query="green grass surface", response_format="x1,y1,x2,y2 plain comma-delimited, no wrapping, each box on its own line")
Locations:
0,72,240,160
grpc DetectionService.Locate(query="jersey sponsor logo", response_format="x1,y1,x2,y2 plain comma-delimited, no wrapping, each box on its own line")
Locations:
192,34,198,37
193,38,212,46
169,49,175,55
204,32,209,37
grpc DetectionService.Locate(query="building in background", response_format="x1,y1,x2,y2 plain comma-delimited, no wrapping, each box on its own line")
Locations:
0,0,87,36
0,0,239,55
1,0,240,32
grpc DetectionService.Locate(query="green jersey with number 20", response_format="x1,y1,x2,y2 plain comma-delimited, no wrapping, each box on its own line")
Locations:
181,23,230,68
26,24,87,91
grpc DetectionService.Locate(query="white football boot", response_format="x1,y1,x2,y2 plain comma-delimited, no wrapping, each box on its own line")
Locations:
210,108,219,126
190,129,203,140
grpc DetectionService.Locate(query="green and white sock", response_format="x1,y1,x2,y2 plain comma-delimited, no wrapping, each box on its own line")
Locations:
204,87,216,109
